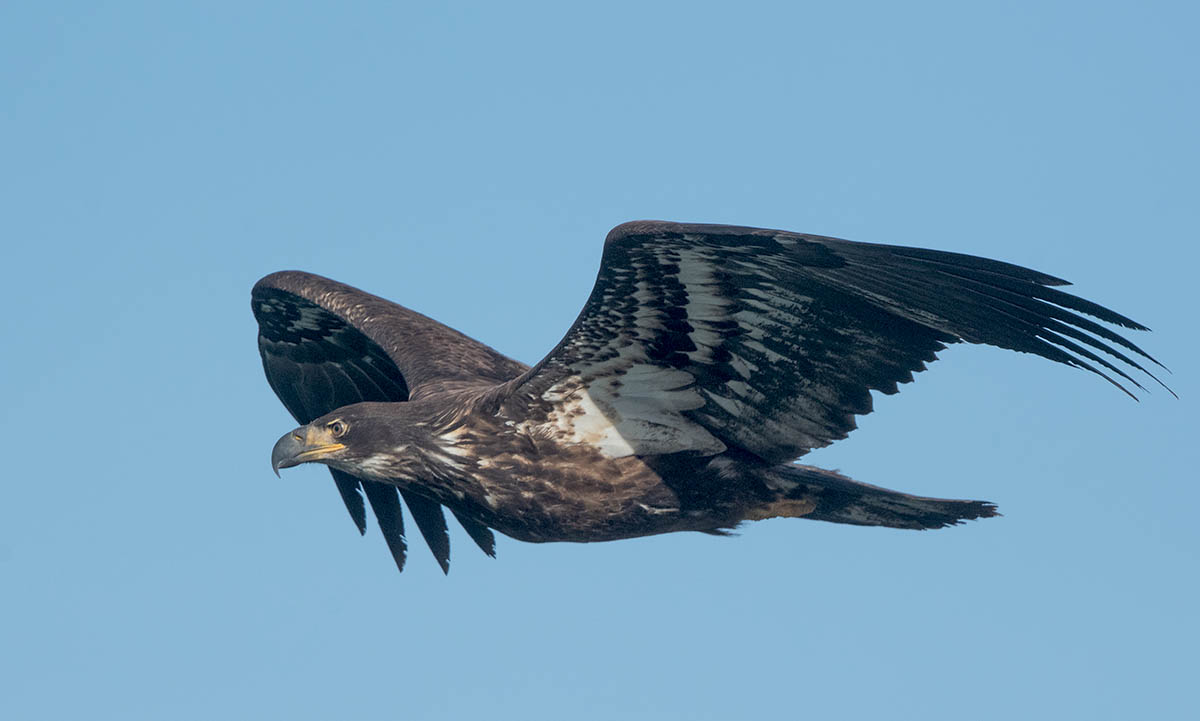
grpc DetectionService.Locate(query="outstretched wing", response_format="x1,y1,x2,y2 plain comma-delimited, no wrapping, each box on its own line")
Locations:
253,270,526,572
500,221,1166,464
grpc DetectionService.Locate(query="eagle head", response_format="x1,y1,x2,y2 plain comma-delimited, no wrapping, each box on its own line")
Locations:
270,402,438,482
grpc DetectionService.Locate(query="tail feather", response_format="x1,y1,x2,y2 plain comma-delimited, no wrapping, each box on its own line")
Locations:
770,464,998,530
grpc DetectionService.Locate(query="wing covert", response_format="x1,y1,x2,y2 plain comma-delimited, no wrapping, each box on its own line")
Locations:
253,271,527,402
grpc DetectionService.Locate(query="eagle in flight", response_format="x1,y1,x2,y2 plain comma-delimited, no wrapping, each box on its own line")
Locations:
253,221,1167,574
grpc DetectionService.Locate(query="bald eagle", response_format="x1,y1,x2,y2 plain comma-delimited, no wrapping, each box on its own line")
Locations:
253,221,1167,574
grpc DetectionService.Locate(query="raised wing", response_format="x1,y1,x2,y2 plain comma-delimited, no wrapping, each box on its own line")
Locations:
501,221,1167,464
253,270,526,572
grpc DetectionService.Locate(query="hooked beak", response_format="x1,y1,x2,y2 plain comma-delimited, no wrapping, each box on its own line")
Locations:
271,425,346,477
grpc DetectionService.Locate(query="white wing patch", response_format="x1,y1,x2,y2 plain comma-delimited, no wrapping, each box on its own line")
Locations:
536,383,637,456
530,365,726,458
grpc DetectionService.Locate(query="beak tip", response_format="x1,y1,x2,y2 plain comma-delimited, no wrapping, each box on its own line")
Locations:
271,428,304,478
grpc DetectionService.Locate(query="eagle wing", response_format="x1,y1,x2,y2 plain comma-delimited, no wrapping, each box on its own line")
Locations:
499,221,1166,464
252,271,525,572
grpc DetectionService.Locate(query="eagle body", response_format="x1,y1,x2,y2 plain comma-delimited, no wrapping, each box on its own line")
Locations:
254,221,1166,574
284,394,792,544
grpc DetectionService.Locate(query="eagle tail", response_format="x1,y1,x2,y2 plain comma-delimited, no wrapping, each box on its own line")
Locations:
771,464,998,530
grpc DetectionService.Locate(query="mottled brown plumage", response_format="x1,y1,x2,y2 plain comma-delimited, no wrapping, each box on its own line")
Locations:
253,221,1167,574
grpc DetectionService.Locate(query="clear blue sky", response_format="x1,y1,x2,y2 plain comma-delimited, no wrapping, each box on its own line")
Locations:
2,2,1195,719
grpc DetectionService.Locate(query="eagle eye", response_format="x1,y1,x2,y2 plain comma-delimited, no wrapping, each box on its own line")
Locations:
328,420,348,438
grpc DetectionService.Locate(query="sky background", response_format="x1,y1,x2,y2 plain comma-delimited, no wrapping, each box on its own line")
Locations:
1,2,1196,719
